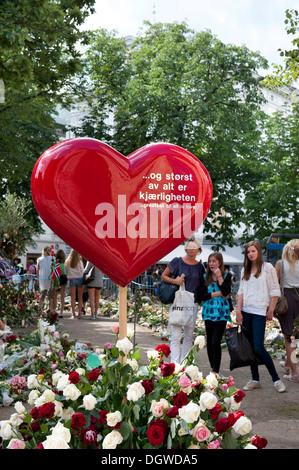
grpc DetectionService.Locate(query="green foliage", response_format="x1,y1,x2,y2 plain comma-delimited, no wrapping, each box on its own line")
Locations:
74,22,269,247
0,192,38,259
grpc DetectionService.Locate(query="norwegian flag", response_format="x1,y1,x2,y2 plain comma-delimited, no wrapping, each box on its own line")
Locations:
52,262,62,279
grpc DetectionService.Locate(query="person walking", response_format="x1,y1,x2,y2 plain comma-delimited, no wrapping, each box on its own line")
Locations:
65,249,84,319
199,252,232,376
161,237,205,364
53,250,67,319
83,261,103,319
36,247,53,308
236,240,286,393
275,239,299,382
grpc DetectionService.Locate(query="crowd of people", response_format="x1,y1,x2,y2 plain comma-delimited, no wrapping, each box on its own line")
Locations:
1,237,298,394
161,237,299,393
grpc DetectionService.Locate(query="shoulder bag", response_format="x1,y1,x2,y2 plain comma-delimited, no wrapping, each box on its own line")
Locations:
274,260,288,316
158,259,182,305
83,266,95,285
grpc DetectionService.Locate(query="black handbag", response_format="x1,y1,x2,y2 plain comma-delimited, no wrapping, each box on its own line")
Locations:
82,266,95,285
225,325,263,371
158,259,182,305
274,260,288,316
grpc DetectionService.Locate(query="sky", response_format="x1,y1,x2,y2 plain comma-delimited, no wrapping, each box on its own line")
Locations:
82,0,297,72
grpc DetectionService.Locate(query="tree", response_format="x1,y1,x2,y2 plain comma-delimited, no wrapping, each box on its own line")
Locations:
74,22,268,248
264,9,299,89
0,0,96,108
0,192,38,260
242,104,299,242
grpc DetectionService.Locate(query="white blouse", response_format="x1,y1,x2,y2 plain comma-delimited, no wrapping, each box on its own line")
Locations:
281,260,299,288
65,260,84,279
238,262,281,316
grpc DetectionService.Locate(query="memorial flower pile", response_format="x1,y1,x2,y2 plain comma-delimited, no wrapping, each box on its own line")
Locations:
0,322,267,449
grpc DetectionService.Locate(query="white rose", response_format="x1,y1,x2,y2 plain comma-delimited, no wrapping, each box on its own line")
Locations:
184,365,203,383
233,416,252,435
199,391,218,411
205,373,218,388
14,401,26,414
42,435,70,449
28,390,40,405
178,402,201,424
102,430,123,449
194,335,205,349
34,395,46,407
10,413,24,426
75,367,85,376
56,374,70,391
51,421,71,443
66,349,76,362
0,421,13,440
54,401,64,418
127,382,145,402
116,337,133,355
42,389,56,402
27,374,40,389
107,411,122,428
224,397,241,411
147,350,160,361
244,443,257,449
52,370,64,386
63,384,81,401
83,394,97,410
127,358,138,371
61,407,75,422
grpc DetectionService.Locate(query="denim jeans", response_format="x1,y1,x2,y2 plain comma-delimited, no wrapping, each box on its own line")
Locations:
242,311,280,382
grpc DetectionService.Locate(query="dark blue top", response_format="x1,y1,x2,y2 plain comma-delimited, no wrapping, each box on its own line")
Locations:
167,257,205,303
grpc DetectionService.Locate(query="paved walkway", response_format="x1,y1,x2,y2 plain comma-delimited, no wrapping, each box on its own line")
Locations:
2,312,299,449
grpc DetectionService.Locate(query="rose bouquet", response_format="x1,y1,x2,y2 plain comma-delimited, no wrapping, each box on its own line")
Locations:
0,320,95,406
0,323,267,449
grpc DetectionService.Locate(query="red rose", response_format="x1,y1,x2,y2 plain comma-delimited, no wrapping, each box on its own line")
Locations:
87,368,102,382
82,427,98,446
155,344,171,357
234,410,244,420
30,420,41,433
227,413,237,427
233,389,246,403
251,435,268,449
71,412,87,429
215,417,230,434
38,402,55,419
160,363,175,377
142,380,154,395
30,407,39,420
146,419,168,447
98,410,108,424
165,406,179,418
209,404,223,421
172,391,189,408
69,371,80,384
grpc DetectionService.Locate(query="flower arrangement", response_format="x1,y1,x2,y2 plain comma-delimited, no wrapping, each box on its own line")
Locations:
0,322,267,449
0,320,95,407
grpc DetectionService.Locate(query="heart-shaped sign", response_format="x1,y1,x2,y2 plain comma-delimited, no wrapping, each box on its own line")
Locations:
31,138,212,286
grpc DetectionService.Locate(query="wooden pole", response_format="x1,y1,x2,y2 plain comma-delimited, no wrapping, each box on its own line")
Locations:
118,285,127,340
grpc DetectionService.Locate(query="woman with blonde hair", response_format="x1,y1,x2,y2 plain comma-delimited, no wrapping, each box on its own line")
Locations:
236,240,286,392
161,237,205,363
275,239,299,382
65,249,84,319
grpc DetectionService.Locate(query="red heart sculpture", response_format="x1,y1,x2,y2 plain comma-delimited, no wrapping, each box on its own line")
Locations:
31,138,212,286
